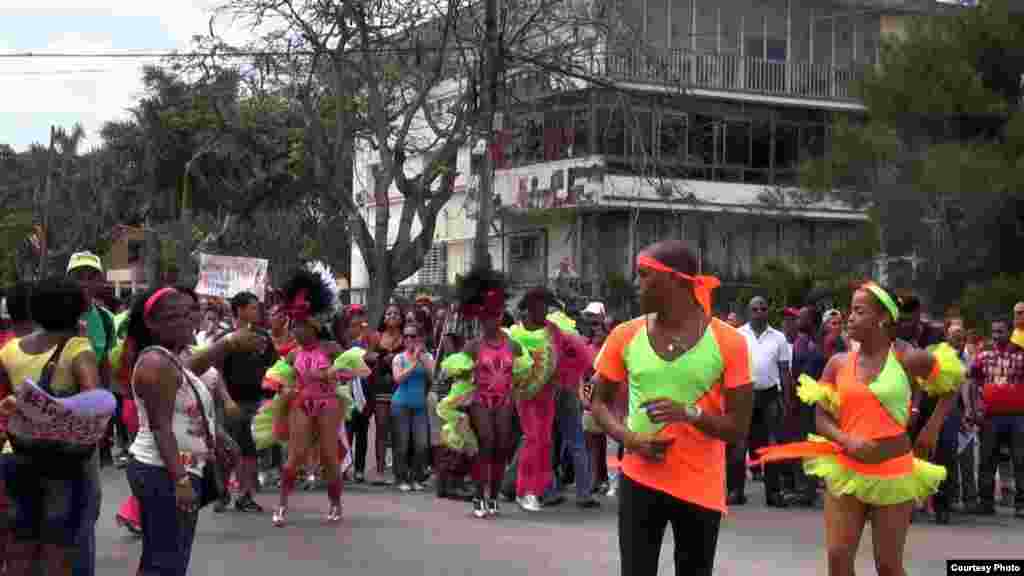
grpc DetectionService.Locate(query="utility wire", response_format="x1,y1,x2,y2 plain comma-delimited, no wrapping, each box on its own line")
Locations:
0,46,484,59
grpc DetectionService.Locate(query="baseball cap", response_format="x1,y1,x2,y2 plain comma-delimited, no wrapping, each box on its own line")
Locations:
583,302,606,316
783,307,801,318
67,251,103,274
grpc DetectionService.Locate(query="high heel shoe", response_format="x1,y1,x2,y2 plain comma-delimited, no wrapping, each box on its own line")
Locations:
272,506,288,527
326,504,342,523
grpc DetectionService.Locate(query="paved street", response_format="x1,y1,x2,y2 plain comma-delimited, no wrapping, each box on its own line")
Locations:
94,466,1022,576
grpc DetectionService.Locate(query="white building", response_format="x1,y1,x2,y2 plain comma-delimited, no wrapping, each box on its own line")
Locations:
350,0,952,310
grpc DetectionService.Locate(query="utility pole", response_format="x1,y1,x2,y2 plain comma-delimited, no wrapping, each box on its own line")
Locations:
179,165,194,286
37,125,56,279
472,0,501,270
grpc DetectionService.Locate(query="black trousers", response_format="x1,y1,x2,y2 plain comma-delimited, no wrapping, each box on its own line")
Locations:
911,396,960,512
618,474,721,576
347,406,373,475
977,414,1024,509
728,387,784,499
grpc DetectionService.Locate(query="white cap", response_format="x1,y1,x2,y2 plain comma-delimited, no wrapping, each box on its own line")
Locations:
583,302,606,316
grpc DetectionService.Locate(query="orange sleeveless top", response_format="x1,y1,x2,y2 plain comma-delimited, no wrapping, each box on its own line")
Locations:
831,352,913,478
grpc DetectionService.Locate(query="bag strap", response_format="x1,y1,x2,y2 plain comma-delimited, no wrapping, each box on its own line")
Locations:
37,336,74,396
138,346,217,451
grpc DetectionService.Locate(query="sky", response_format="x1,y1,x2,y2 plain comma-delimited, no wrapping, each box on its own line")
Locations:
0,1,250,152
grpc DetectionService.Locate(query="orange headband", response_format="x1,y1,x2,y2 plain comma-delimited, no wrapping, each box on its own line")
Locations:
637,255,721,316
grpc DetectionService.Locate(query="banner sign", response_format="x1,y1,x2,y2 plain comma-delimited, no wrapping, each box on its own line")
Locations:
195,253,269,300
7,380,116,446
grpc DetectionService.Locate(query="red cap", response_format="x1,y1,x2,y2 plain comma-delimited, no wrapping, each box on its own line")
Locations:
783,307,801,318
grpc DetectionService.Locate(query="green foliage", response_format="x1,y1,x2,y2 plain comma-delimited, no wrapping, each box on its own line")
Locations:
958,273,1024,333
800,0,1024,306
735,258,862,325
0,211,34,284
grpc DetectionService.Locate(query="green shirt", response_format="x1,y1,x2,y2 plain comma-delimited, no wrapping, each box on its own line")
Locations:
83,305,114,363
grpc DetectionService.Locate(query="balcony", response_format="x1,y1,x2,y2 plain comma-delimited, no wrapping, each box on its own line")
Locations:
603,49,863,103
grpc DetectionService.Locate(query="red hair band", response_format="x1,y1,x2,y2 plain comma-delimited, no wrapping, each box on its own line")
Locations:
636,255,721,316
144,287,179,319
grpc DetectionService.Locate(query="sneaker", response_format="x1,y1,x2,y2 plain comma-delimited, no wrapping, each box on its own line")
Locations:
411,481,425,492
326,504,342,523
272,506,287,527
354,471,366,484
398,483,413,493
487,499,500,516
576,497,601,509
517,494,543,512
235,494,264,513
472,498,488,518
213,496,231,513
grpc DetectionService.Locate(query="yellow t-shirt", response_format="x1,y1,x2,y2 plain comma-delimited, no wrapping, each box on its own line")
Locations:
0,337,95,454
0,337,95,397
1012,329,1024,350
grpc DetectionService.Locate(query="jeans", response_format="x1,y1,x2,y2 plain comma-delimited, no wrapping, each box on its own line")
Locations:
391,405,429,483
978,414,1024,509
556,391,593,499
126,460,203,576
72,453,101,576
618,474,721,576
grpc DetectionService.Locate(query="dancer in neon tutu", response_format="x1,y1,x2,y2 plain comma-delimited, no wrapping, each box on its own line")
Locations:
754,282,963,576
438,267,536,517
272,270,358,526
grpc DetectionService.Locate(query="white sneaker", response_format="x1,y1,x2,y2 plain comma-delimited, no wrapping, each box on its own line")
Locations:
517,494,543,512
411,481,425,492
398,483,413,493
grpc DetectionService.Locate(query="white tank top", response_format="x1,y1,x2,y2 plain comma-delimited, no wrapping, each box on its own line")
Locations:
129,346,215,476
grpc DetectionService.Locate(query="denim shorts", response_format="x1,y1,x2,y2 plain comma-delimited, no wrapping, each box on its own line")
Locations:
2,454,88,547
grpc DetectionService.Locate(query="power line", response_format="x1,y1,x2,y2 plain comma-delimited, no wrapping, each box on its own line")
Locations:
0,45,480,59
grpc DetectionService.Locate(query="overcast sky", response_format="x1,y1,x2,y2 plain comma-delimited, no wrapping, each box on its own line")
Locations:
0,1,249,152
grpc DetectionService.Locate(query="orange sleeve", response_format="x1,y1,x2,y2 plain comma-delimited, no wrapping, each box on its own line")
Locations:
712,320,752,390
593,318,643,384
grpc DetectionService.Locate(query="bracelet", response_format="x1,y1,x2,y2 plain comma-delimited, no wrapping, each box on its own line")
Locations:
685,405,702,421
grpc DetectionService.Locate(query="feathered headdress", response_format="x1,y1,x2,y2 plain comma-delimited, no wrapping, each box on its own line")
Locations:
456,266,507,319
282,269,334,324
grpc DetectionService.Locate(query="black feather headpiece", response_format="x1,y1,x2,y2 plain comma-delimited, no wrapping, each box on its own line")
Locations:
282,268,334,321
456,266,507,318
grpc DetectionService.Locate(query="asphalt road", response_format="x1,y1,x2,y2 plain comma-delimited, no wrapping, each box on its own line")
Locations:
94,465,1022,576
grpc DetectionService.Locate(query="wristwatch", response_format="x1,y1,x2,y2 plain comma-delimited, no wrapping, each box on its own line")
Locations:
175,475,191,488
685,405,702,421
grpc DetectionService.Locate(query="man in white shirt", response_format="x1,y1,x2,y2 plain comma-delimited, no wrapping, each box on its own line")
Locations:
728,296,794,507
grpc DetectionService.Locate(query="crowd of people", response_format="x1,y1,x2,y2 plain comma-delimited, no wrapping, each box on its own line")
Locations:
0,242,1019,576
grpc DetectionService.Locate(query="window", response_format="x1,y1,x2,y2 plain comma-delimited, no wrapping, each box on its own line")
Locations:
419,244,448,286
571,108,590,156
749,120,772,184
598,107,626,157
658,113,687,161
745,37,786,61
544,109,571,161
631,111,653,156
522,115,544,163
774,123,799,172
724,120,750,167
800,124,828,162
688,115,716,167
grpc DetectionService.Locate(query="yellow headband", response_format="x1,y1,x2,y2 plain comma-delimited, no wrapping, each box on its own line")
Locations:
863,283,899,322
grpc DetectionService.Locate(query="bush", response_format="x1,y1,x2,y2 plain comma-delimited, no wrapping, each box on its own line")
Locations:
957,273,1024,334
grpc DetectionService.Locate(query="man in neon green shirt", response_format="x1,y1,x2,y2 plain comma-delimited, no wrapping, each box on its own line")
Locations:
66,250,116,576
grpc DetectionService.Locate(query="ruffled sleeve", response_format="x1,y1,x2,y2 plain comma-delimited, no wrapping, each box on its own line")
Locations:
507,326,554,400
546,311,579,335
436,353,478,455
797,374,840,416
336,382,355,421
920,343,966,397
333,347,372,378
263,358,296,393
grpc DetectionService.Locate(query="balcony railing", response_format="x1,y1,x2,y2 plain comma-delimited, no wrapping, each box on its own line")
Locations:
603,49,862,102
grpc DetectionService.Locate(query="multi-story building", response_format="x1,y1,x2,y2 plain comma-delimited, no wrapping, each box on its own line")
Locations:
350,0,953,312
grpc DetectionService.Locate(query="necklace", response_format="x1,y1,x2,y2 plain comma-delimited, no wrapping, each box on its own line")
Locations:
649,314,704,354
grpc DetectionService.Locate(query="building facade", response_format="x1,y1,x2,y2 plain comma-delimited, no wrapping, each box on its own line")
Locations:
350,0,948,310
